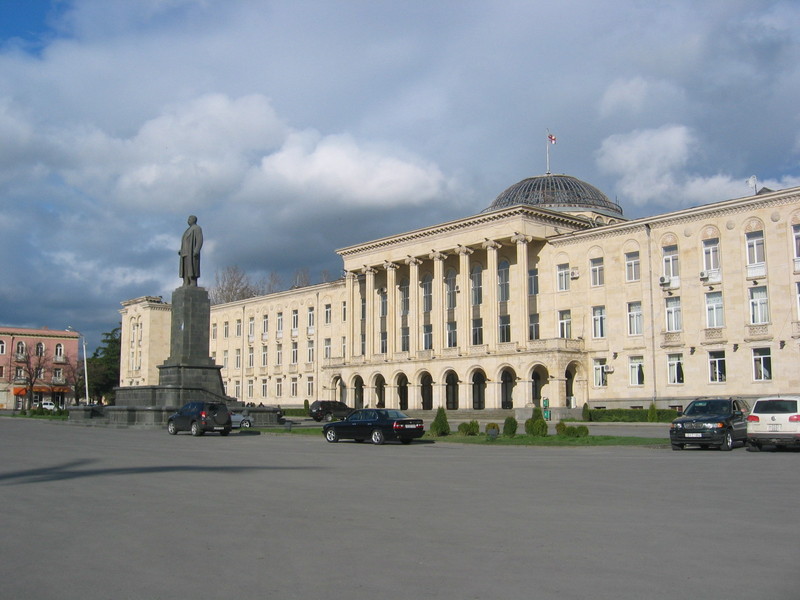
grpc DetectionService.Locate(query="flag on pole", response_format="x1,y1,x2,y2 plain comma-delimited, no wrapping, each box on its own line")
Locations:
548,133,557,144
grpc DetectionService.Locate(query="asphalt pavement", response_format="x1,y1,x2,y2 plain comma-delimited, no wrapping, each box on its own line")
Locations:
0,418,796,600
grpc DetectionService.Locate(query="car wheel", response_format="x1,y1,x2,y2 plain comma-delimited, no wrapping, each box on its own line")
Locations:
324,413,333,422
312,415,322,422
371,429,385,445
719,431,733,451
325,428,339,443
671,443,683,451
167,421,177,435
241,419,252,428
746,441,761,452
191,421,203,436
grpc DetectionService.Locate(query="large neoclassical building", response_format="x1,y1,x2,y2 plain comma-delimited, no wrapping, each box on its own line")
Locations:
120,173,800,414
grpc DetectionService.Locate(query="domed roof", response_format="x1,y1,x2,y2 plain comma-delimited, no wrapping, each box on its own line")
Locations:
483,173,623,217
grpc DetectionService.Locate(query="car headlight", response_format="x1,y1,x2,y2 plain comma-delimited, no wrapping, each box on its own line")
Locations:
670,423,682,430
703,422,724,429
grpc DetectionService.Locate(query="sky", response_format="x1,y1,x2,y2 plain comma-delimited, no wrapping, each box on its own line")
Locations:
1,0,799,351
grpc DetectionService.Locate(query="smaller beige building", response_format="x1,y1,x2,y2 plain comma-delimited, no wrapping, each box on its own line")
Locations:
120,174,800,414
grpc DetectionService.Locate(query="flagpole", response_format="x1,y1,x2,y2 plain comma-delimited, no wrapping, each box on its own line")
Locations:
546,130,556,174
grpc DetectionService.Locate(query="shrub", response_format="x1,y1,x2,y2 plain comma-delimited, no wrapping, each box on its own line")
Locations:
647,402,658,423
531,418,548,437
303,399,310,415
555,421,567,436
502,416,518,437
485,422,500,439
429,407,450,437
532,407,544,422
582,402,591,422
457,420,479,436
524,418,535,436
588,408,678,422
575,425,589,438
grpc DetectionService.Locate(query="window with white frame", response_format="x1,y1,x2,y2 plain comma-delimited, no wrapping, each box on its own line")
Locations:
499,315,511,343
472,318,483,345
212,323,217,340
55,343,64,358
445,268,457,309
224,321,229,338
324,338,331,359
705,292,724,328
590,258,604,287
234,380,241,398
593,359,607,387
248,317,255,337
291,377,298,397
261,345,268,367
628,301,643,335
666,297,682,332
446,321,457,348
557,264,570,291
422,274,433,313
277,312,283,334
359,333,365,355
342,302,347,322
361,297,366,320
261,379,268,397
307,340,314,363
422,324,433,350
528,268,539,295
592,306,606,339
625,251,640,282
709,350,726,382
247,346,254,368
262,314,269,335
667,353,684,384
752,347,772,381
0,340,5,354
307,307,315,328
292,310,299,333
796,283,800,318
703,238,720,271
324,304,332,324
276,344,282,365
223,350,228,368
235,349,241,369
307,376,314,397
529,313,540,340
662,245,679,278
746,231,765,265
380,331,387,354
291,342,298,364
558,310,571,339
276,377,283,397
235,319,242,337
247,379,253,399
794,225,800,259
470,265,483,306
498,260,510,302
399,279,410,315
379,290,388,317
629,356,645,385
749,286,769,324
401,327,409,351
341,336,346,357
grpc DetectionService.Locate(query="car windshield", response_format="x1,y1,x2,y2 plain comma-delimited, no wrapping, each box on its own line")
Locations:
684,400,730,416
383,410,410,419
753,399,798,414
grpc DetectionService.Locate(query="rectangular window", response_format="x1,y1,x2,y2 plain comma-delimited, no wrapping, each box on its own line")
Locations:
400,281,410,315
662,245,679,278
746,231,765,265
262,315,269,336
557,264,570,291
291,377,298,397
291,342,298,365
235,319,242,337
307,307,315,328
445,271,457,309
223,350,228,369
342,302,347,322
341,336,346,357
261,379,268,397
223,321,229,338
627,301,643,335
471,267,482,306
794,225,800,259
446,322,457,348
307,376,314,397
401,327,409,352
593,359,607,387
498,261,510,302
625,252,640,282
247,347,254,368
261,345,268,367
422,277,433,313
307,340,314,363
292,309,299,333
234,380,241,398
749,286,769,324
380,331,387,354
753,347,772,381
709,350,726,382
528,269,539,295
705,292,724,328
558,310,571,339
666,297,682,332
796,283,800,318
276,378,283,397
360,334,366,355
422,325,433,350
211,323,217,340
248,317,255,337
703,238,720,271
276,344,282,366
590,258,604,287
629,356,645,386
324,338,331,359
247,379,253,399
472,318,483,345
528,313,540,341
277,312,283,334
235,349,241,369
360,298,366,320
592,306,606,339
499,315,511,343
667,353,684,384
324,304,332,324
380,291,388,317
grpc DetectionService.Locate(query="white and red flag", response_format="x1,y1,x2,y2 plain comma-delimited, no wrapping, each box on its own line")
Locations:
548,133,557,144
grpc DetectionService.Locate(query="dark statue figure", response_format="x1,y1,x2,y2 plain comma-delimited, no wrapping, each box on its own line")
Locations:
179,215,203,286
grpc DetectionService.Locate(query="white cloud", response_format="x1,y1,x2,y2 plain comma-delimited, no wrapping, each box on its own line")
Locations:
599,77,687,119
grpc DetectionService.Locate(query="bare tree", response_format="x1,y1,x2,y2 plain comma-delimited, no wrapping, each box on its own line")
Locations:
265,271,284,294
209,266,261,304
291,268,310,288
320,269,331,283
14,344,51,411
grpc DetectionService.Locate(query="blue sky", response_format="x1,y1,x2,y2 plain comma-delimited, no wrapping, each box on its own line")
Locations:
0,0,799,350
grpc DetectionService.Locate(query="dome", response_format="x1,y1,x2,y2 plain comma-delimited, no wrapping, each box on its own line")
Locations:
483,173,623,217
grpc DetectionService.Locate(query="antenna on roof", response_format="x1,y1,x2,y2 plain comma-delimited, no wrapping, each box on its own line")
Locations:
546,130,557,175
747,175,758,195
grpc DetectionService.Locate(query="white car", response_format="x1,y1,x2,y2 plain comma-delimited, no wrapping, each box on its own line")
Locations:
746,396,800,451
40,401,57,411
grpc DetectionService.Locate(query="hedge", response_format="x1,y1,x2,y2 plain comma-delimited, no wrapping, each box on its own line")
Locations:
588,408,678,422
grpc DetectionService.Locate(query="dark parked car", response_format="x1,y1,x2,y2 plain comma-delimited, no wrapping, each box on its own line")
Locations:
167,401,232,436
309,400,353,422
669,397,750,451
323,409,424,445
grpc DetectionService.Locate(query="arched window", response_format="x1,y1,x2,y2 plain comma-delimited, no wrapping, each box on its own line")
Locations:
501,370,515,409
420,373,433,410
0,340,5,354
445,372,459,410
397,374,409,411
472,371,486,410
35,342,45,356
498,260,510,302
55,343,64,358
445,269,457,310
16,341,25,356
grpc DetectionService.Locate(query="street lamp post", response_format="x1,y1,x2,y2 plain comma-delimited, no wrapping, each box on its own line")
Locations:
66,327,90,405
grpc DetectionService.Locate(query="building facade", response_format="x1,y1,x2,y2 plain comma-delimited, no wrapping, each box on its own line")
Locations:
0,326,80,409
120,174,800,413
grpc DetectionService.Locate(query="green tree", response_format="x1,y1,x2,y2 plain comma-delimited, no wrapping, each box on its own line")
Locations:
87,327,121,404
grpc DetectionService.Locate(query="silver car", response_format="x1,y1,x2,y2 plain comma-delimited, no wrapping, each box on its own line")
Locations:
746,396,800,451
231,412,253,429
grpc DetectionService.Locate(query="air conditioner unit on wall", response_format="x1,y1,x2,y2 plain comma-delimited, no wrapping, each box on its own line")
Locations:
570,269,580,279
658,276,670,286
699,271,709,280
602,365,614,373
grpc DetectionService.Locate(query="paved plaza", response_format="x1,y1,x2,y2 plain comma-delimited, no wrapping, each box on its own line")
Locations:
0,418,796,600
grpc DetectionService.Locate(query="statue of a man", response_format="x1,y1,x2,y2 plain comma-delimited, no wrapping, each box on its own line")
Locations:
179,215,203,286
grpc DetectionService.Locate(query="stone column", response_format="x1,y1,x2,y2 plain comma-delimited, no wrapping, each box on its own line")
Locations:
344,271,357,362
384,261,398,358
456,245,473,351
406,256,422,356
363,265,376,357
483,239,501,348
429,250,447,352
511,233,531,346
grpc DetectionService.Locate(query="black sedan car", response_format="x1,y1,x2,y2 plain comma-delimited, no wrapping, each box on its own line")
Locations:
669,397,750,451
323,409,424,445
